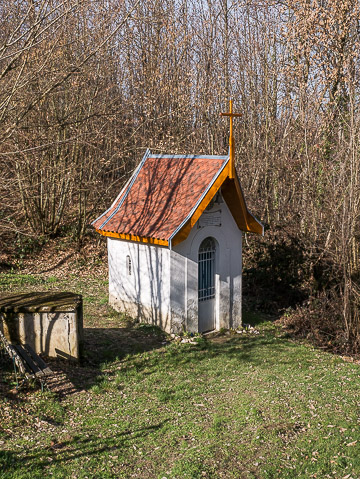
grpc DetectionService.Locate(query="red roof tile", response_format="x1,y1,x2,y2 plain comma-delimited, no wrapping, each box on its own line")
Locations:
92,154,228,241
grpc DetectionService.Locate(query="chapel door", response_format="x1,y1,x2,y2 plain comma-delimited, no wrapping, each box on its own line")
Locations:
198,237,216,332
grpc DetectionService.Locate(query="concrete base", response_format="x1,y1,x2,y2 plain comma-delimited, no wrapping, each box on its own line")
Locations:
0,292,83,360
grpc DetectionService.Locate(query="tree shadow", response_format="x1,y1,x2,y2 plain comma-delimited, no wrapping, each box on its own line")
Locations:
2,315,297,399
208,334,298,365
154,333,298,370
82,329,298,389
46,324,167,394
0,291,81,312
37,253,74,274
242,309,279,327
0,420,169,475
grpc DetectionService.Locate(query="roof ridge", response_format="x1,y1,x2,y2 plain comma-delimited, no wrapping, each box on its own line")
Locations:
149,154,229,160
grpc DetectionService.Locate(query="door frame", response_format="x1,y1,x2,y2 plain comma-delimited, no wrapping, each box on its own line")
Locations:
186,226,229,333
198,236,218,332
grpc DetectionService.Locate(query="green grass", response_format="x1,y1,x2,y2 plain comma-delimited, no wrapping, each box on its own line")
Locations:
1,272,360,478
0,273,45,288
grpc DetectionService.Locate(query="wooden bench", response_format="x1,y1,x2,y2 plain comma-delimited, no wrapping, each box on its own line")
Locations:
0,331,52,391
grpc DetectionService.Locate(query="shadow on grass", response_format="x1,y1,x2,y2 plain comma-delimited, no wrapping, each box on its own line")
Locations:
48,325,296,395
85,324,167,364
151,333,297,370
0,420,169,476
47,324,167,394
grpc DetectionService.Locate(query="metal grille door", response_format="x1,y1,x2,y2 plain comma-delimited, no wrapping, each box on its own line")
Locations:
198,246,215,301
198,237,216,332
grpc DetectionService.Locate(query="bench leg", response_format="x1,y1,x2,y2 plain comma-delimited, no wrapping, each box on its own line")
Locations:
12,356,19,389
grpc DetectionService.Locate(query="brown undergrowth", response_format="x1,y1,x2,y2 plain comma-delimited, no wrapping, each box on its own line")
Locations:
279,291,360,358
0,231,107,279
244,227,360,358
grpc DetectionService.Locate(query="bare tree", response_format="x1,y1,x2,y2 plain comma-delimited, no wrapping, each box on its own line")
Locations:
1,0,359,351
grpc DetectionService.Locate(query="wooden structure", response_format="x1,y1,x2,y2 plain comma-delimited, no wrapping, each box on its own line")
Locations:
0,292,83,360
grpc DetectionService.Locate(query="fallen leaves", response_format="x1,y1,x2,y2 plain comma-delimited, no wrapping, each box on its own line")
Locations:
346,440,357,447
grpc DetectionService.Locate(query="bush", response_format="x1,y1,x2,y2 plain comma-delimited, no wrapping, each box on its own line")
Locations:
279,289,360,356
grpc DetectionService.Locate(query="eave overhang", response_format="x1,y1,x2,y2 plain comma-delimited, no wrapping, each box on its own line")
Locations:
95,229,168,246
170,160,264,247
93,152,264,247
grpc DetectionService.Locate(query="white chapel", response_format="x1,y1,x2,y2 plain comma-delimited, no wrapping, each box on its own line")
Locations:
92,102,263,333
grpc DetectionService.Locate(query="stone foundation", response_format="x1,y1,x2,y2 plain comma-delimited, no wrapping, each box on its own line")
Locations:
0,292,83,360
109,294,171,333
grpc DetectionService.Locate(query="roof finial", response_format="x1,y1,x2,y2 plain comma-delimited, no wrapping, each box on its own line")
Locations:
220,100,242,180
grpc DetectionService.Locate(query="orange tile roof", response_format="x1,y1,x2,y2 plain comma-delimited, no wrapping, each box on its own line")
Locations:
92,152,229,243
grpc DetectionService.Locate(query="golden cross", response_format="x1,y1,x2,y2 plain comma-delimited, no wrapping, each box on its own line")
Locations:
220,100,242,180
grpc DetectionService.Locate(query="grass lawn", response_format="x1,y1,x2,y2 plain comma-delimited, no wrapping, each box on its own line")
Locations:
1,271,360,479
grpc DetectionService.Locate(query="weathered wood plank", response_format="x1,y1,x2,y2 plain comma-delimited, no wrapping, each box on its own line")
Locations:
24,343,52,375
13,344,43,376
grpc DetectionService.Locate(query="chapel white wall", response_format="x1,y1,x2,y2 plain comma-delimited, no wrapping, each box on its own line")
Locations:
108,238,171,332
171,193,243,331
107,192,243,334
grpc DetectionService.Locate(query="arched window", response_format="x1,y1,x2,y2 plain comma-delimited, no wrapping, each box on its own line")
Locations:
198,237,216,301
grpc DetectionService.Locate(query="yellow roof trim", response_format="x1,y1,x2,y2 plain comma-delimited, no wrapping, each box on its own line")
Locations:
172,163,263,247
171,162,231,247
222,176,264,235
95,229,168,246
